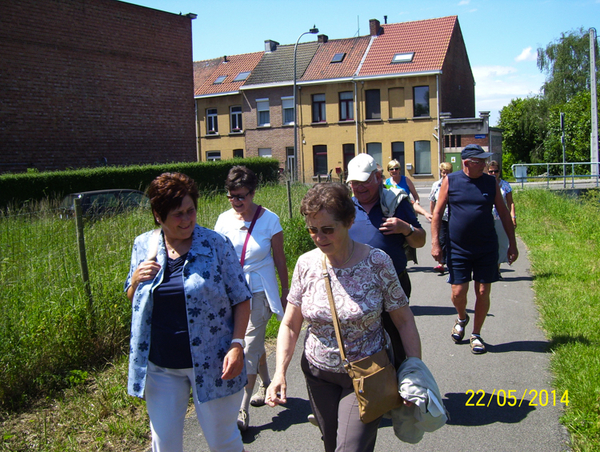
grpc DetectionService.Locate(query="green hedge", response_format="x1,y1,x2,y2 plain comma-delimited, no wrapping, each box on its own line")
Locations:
0,158,280,207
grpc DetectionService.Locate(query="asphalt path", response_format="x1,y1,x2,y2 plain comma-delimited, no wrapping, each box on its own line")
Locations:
181,193,570,452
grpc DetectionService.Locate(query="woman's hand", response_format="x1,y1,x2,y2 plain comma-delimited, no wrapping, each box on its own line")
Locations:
221,344,245,380
127,260,161,301
266,373,287,407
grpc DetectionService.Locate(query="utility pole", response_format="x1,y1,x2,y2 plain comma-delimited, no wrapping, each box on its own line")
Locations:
590,28,598,176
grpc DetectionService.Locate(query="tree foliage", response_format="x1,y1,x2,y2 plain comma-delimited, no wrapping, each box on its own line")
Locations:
537,28,598,105
499,28,599,171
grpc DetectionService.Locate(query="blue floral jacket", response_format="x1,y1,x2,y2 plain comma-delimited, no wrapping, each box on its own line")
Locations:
125,225,252,403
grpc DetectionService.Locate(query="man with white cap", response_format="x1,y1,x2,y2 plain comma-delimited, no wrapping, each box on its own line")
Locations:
431,144,518,354
346,153,426,366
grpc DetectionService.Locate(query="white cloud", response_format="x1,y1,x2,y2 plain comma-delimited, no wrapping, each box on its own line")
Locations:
472,65,544,125
515,47,537,62
458,0,470,5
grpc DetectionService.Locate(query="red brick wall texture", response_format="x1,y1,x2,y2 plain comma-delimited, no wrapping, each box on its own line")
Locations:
0,0,196,173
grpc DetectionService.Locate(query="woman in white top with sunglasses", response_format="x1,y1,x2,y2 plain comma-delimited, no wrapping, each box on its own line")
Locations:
215,166,288,432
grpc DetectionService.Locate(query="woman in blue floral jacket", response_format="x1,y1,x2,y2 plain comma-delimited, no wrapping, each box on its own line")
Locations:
125,172,251,452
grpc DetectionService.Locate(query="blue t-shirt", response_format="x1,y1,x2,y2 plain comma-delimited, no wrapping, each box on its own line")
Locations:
149,252,193,369
447,171,497,256
349,197,421,275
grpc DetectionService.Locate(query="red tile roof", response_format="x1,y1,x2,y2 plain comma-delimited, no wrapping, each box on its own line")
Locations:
194,52,263,96
301,36,370,81
358,16,458,77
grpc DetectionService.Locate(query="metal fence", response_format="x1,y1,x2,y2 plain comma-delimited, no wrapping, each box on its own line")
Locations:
511,162,600,189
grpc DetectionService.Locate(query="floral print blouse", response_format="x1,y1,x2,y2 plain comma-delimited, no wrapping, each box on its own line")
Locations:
288,247,408,373
125,225,252,403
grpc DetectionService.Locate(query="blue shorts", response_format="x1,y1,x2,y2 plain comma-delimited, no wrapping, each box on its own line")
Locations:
447,249,499,285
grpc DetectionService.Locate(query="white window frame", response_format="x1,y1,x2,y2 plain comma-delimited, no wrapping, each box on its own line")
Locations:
257,99,270,127
230,105,242,132
282,97,294,125
206,108,218,134
414,141,431,174
206,151,221,161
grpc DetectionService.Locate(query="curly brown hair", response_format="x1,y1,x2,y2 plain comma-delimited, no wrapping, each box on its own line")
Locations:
147,172,199,225
300,183,355,227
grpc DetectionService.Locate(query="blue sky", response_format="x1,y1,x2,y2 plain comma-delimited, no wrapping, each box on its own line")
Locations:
125,0,599,126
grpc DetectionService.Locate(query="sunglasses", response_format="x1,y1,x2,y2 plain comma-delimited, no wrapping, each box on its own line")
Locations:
389,167,400,171
306,226,336,235
488,169,499,174
226,191,251,201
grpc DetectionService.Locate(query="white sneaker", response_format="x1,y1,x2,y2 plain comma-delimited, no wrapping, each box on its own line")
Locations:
250,383,267,407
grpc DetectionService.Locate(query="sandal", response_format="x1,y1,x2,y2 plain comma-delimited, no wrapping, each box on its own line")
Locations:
470,335,486,354
451,314,470,343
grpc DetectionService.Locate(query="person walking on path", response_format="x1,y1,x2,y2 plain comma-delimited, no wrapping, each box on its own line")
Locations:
431,144,518,354
346,153,425,366
266,183,422,452
486,160,517,278
384,159,432,221
429,162,454,273
215,166,288,432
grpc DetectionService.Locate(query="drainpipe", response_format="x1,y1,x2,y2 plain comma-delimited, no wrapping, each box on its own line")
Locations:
436,74,442,167
354,79,359,157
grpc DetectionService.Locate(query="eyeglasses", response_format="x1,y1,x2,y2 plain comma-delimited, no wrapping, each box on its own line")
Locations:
226,191,251,201
488,169,499,174
389,167,400,171
348,173,376,186
306,226,336,235
467,159,487,166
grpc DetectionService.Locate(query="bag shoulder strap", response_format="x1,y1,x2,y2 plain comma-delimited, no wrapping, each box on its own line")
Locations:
240,205,262,267
322,254,348,365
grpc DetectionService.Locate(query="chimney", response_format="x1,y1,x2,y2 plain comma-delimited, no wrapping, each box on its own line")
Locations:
264,40,279,53
384,15,388,24
318,34,328,43
369,19,383,36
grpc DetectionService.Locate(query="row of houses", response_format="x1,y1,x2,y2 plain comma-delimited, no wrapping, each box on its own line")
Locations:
194,16,502,183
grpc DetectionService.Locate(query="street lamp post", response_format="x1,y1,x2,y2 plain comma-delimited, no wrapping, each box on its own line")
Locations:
293,26,318,183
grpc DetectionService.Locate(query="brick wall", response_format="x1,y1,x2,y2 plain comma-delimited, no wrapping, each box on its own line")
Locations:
0,0,196,173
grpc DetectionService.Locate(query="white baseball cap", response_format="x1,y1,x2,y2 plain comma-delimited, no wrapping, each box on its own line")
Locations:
346,154,377,182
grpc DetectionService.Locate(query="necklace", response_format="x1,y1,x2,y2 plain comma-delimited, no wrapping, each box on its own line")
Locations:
329,240,355,268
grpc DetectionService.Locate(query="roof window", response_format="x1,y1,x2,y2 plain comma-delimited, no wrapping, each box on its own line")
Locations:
391,52,414,64
233,71,251,82
214,75,227,84
331,53,346,63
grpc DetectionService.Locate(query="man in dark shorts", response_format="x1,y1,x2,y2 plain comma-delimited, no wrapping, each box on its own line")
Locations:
346,153,426,365
431,144,518,354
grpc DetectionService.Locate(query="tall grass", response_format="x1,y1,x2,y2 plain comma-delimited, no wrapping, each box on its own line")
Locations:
0,183,312,412
513,188,600,451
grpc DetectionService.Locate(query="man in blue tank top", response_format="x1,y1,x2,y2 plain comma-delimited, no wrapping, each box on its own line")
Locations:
431,144,518,354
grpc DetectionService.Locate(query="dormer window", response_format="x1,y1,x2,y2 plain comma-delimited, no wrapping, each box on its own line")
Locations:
233,71,251,82
331,53,346,63
391,52,414,64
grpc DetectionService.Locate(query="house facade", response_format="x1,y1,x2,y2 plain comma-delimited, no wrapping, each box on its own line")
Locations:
195,16,477,183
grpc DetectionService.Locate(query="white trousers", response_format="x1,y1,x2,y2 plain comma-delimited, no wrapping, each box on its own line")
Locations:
145,361,244,452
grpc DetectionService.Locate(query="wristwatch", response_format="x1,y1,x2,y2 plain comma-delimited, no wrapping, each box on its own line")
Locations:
405,224,415,237
231,338,245,348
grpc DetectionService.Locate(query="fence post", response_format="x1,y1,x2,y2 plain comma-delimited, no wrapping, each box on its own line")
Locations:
287,180,293,219
74,198,94,331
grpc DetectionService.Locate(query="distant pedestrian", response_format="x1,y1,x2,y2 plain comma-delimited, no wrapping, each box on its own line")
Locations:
429,162,454,273
486,160,517,277
431,145,518,354
266,183,422,452
385,159,432,221
125,172,251,452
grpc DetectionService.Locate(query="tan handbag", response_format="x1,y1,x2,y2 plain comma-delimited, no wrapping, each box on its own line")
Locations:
322,255,403,424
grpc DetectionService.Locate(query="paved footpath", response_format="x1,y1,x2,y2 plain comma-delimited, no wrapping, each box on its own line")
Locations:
182,206,571,451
